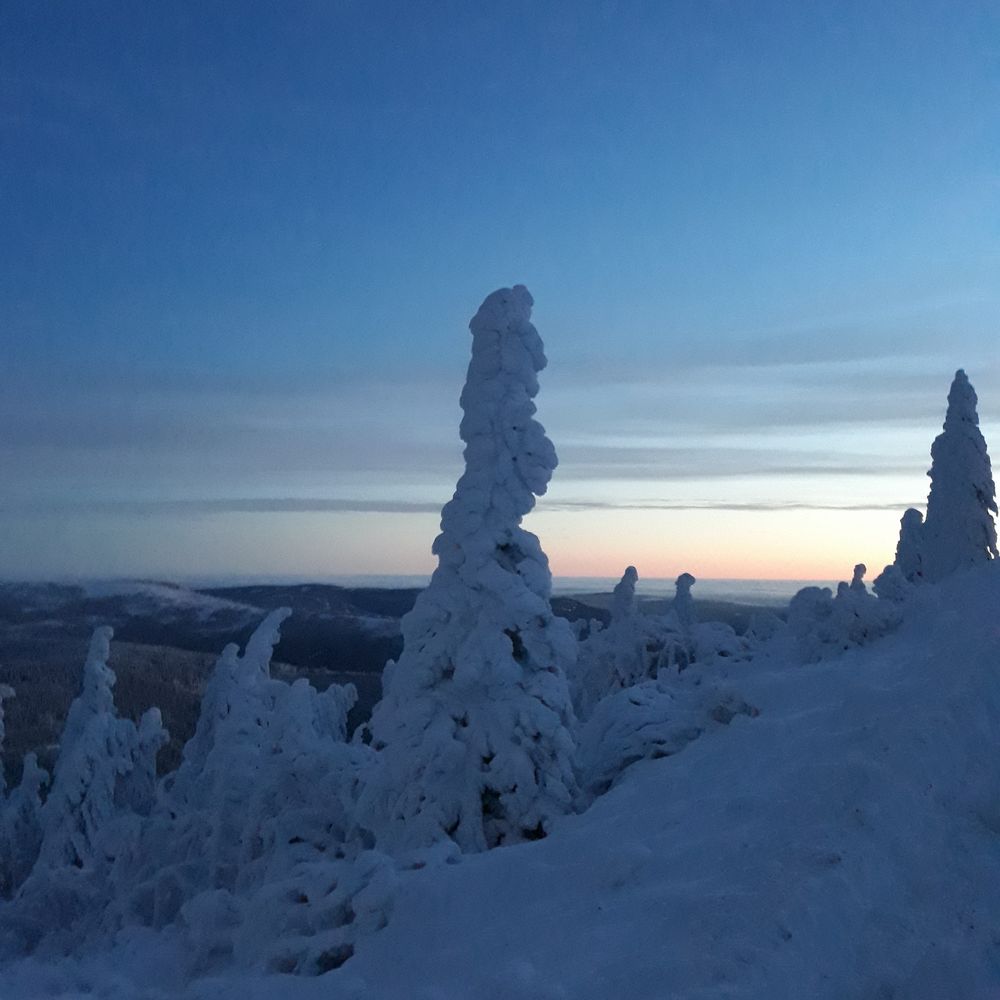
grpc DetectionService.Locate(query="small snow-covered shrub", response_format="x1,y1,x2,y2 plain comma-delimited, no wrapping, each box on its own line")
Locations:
571,567,647,719
576,674,757,801
643,574,750,676
0,628,166,955
786,565,900,662
105,609,381,976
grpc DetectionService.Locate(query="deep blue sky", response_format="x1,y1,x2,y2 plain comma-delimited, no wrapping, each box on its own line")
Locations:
2,1,999,580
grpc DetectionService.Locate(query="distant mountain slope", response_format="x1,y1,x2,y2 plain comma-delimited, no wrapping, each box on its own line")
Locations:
0,581,611,784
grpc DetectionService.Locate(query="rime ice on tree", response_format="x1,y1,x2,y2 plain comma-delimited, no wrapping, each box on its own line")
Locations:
572,566,647,720
894,508,925,583
921,370,998,582
361,286,578,854
673,573,697,631
37,627,166,870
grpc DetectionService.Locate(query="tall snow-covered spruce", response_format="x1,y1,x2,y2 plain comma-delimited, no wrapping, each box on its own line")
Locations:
921,369,998,582
360,286,577,854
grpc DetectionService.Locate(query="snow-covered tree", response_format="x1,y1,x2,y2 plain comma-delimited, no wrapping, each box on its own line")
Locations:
0,683,51,900
360,285,578,854
787,565,900,662
0,629,168,955
672,572,697,631
36,627,163,871
921,370,998,582
571,566,647,719
104,611,380,976
895,508,926,583
0,752,47,899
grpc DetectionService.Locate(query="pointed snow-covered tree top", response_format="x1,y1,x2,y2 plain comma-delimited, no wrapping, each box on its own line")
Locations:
37,627,133,869
59,626,116,752
922,370,998,582
612,566,639,621
362,285,577,855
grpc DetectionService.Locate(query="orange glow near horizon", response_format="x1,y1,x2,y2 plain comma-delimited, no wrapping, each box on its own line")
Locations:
536,507,900,582
0,505,904,583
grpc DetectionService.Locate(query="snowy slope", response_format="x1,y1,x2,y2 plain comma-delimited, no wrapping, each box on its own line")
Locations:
5,564,1000,999
322,563,1000,1000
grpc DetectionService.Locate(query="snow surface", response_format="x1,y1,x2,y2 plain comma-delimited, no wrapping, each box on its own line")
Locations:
5,563,1000,999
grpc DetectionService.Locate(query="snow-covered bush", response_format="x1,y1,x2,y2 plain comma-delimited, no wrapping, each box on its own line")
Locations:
643,573,748,674
104,609,381,976
0,687,49,899
360,286,578,854
0,628,166,955
576,673,757,800
0,753,47,900
0,613,385,976
786,565,900,662
921,369,998,582
571,567,647,719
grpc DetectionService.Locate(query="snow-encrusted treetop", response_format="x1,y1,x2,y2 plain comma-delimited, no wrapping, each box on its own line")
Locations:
612,566,639,620
921,370,998,582
59,627,116,751
674,573,697,631
894,508,925,583
362,286,577,854
571,566,646,719
435,283,557,580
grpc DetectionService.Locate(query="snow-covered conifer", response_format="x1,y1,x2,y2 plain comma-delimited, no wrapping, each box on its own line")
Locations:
0,752,47,898
921,370,998,582
0,684,13,798
360,286,578,854
571,567,647,720
673,572,697,631
787,565,900,662
895,508,926,583
108,610,379,975
612,565,639,621
116,708,168,817
37,628,140,870
0,672,49,899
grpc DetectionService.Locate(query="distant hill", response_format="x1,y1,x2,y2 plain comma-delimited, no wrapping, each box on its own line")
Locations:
0,580,615,785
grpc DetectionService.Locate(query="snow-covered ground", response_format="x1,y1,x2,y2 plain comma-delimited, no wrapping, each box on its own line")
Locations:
5,563,999,999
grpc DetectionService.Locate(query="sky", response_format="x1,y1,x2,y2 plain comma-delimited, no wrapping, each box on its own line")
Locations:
2,1,999,583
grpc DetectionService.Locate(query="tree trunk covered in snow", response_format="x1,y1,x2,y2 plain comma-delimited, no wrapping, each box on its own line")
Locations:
361,286,577,854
